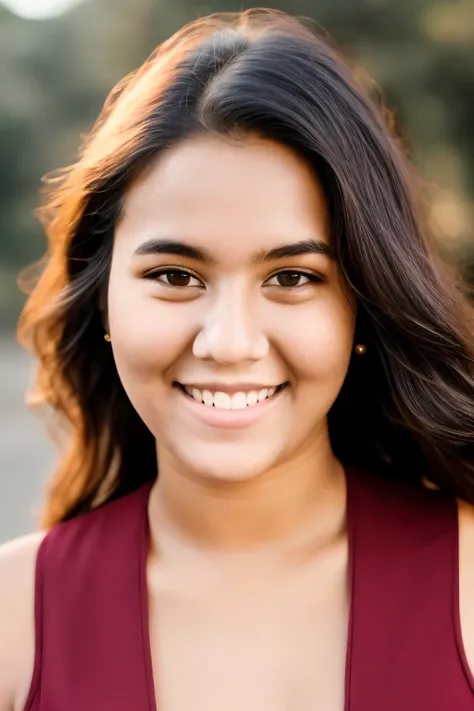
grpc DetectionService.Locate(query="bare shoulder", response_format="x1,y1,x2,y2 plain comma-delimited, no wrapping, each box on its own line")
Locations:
458,500,474,678
0,531,46,711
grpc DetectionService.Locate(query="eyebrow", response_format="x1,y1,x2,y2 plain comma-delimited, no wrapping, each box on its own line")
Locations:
257,239,335,262
134,239,211,262
133,237,335,262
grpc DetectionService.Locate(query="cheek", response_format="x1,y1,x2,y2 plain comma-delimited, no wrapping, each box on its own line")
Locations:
271,297,356,383
106,276,194,384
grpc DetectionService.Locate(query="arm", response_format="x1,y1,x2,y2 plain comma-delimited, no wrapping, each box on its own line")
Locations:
458,500,474,677
0,533,44,711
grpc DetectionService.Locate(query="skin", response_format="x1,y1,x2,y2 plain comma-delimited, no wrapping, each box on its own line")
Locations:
0,135,474,710
109,135,355,548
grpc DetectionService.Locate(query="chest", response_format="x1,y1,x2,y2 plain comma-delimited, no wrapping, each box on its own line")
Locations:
147,547,349,711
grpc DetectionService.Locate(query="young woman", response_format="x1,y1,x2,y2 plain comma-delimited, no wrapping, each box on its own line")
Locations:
1,8,473,711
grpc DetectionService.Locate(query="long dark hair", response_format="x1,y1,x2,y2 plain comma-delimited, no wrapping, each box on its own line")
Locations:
18,9,474,526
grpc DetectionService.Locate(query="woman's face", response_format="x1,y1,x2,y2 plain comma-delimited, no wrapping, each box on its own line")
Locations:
108,135,356,483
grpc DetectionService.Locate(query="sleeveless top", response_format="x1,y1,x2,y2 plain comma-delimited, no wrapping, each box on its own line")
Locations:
23,467,474,710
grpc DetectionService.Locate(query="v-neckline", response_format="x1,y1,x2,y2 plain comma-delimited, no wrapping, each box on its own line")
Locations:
138,470,356,711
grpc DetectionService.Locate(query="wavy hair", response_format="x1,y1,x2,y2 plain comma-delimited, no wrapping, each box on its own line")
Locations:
18,9,474,526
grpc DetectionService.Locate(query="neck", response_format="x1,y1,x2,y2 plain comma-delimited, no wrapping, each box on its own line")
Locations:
148,436,347,555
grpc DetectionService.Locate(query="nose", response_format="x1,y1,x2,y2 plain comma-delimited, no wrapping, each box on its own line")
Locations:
192,283,269,364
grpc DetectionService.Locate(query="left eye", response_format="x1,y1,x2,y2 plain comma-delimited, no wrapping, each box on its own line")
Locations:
148,270,203,288
265,271,320,288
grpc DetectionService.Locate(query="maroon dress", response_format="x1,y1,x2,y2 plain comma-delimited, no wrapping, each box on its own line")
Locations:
23,468,474,709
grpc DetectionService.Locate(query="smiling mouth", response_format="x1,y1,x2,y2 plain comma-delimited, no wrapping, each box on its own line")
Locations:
175,382,288,410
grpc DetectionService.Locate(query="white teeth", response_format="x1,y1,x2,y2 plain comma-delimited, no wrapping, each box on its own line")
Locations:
202,390,214,406
246,390,259,406
192,388,202,403
183,384,284,409
230,392,248,410
213,392,231,409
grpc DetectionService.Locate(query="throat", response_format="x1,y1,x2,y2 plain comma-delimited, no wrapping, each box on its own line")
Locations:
147,455,347,556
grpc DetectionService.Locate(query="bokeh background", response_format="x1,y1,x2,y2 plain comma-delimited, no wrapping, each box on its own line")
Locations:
1,0,473,542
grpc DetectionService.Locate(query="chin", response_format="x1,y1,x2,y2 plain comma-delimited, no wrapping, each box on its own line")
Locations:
177,443,282,485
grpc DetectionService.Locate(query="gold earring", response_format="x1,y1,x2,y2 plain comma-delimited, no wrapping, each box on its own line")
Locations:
354,343,367,355
104,333,111,342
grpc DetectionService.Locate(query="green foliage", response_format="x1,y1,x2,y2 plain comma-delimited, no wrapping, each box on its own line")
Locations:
1,0,473,329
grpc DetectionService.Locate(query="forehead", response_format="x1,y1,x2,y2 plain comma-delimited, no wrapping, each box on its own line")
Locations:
115,135,332,261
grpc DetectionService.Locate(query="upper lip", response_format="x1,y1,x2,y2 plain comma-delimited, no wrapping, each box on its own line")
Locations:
176,382,285,395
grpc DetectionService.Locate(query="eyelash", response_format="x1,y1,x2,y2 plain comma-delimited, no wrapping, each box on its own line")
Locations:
144,268,324,289
265,271,324,288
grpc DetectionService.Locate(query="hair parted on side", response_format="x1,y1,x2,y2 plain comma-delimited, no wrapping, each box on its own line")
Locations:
17,8,474,527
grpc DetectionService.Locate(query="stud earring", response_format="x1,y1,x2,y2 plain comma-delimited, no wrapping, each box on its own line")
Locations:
104,333,111,343
354,343,367,355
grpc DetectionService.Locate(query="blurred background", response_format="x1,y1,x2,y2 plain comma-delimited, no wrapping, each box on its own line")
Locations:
1,0,473,542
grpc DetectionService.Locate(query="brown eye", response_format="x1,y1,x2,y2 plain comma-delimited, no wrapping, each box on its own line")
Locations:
147,269,203,288
265,270,322,288
166,271,193,286
276,272,304,287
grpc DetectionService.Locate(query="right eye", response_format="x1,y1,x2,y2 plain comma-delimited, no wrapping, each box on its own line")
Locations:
145,269,204,288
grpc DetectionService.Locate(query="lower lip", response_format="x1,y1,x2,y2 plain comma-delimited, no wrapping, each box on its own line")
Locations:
177,386,287,429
